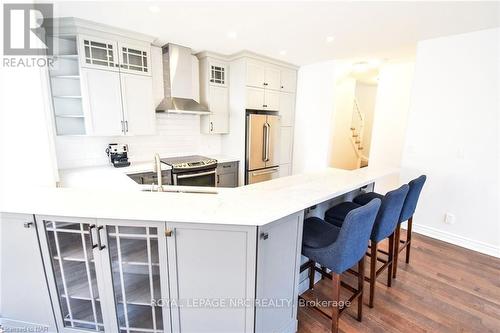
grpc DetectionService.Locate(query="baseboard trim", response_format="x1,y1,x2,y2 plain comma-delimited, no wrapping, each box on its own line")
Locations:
412,223,500,258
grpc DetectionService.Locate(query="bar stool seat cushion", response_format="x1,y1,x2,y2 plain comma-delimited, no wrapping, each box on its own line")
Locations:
302,217,340,248
353,192,385,206
324,202,361,226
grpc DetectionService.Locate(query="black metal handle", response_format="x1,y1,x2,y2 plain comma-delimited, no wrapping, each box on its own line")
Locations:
97,226,106,250
260,232,269,240
89,224,98,249
210,122,214,132
263,82,268,86
217,174,220,184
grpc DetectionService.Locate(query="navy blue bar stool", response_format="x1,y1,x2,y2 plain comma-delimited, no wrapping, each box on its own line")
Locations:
324,184,409,308
300,199,381,333
354,175,426,278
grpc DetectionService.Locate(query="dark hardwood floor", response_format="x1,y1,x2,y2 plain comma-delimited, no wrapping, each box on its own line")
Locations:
297,232,500,333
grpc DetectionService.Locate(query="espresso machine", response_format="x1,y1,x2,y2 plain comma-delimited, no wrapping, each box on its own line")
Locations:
106,143,130,168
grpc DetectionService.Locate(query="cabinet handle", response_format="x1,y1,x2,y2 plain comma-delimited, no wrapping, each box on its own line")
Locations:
165,229,173,237
263,82,268,86
89,224,98,249
281,85,284,89
97,226,106,250
263,104,268,108
121,121,125,133
24,222,33,228
217,174,220,184
125,121,129,133
210,122,213,132
260,232,269,240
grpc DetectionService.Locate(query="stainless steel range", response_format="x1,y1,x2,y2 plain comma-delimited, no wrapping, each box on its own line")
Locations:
161,155,218,187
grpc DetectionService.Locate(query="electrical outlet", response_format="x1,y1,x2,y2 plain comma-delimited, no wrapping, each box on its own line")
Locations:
444,213,456,225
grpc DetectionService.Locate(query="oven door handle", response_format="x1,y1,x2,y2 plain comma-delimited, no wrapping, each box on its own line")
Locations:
176,170,217,179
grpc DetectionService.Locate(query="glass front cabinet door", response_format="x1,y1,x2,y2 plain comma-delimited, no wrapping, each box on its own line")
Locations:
37,216,170,333
118,42,151,75
79,35,119,71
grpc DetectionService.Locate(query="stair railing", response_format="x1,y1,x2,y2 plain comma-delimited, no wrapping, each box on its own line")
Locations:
350,99,368,168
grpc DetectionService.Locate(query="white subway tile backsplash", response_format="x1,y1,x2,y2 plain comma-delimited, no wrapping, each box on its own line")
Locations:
55,113,222,169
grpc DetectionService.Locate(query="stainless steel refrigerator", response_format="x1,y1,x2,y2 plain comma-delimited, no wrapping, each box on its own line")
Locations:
245,113,280,184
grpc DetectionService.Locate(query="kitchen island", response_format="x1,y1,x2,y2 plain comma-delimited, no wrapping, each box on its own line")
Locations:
0,167,396,333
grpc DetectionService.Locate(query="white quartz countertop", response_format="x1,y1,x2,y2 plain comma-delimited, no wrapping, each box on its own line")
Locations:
1,167,396,226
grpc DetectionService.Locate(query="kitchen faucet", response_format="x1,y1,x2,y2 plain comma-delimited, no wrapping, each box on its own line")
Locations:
154,153,163,192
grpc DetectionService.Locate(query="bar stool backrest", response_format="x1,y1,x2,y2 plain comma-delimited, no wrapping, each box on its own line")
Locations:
399,175,427,222
371,184,409,242
327,198,381,273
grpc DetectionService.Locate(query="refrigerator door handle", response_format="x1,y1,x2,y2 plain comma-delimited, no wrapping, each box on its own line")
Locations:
264,122,270,162
251,167,279,176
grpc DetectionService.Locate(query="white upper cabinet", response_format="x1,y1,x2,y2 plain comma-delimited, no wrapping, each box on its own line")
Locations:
246,61,281,91
264,66,281,91
246,61,266,88
280,68,297,93
264,90,280,111
120,73,155,135
199,55,230,134
81,68,155,136
279,92,296,126
79,35,119,71
118,42,151,75
246,87,265,110
81,68,124,136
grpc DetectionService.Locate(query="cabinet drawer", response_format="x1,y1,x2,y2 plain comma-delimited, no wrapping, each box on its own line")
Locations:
217,162,238,174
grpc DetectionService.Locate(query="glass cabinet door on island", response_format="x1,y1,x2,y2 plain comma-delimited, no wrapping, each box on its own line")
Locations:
37,216,171,333
37,217,109,332
104,223,169,333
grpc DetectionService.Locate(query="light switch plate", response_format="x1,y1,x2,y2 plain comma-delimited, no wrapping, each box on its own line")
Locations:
444,212,456,224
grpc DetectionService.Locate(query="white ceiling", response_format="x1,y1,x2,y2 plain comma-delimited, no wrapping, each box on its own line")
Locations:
52,1,500,66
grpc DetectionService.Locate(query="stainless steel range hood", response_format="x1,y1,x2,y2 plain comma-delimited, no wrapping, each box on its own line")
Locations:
156,44,210,114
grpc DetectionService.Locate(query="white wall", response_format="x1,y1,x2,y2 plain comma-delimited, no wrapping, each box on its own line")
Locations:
292,60,336,173
0,66,58,190
369,61,416,192
55,113,222,169
401,28,500,257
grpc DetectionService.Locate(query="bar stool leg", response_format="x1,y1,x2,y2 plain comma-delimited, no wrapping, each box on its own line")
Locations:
357,256,365,321
309,261,316,290
393,224,401,279
331,272,341,333
387,233,394,287
406,217,413,264
369,241,377,308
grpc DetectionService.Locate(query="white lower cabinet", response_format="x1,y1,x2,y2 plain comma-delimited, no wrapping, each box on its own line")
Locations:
166,223,257,333
0,214,57,332
255,212,304,333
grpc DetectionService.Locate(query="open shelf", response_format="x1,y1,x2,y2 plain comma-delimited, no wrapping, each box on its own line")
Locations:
56,54,79,60
118,303,164,333
48,34,86,136
51,75,80,79
53,95,82,99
